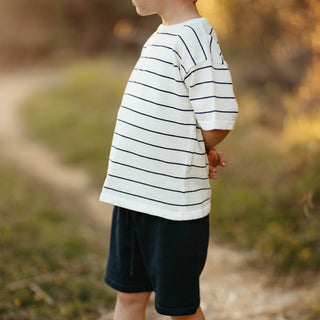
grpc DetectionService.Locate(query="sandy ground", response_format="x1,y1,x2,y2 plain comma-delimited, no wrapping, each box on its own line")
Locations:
1,69,319,320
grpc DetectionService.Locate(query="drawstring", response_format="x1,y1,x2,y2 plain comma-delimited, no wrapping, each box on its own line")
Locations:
126,211,136,278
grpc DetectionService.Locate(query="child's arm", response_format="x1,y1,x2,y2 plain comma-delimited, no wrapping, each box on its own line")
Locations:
201,129,230,179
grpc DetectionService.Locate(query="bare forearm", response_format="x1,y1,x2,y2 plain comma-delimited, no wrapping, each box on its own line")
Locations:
201,129,230,152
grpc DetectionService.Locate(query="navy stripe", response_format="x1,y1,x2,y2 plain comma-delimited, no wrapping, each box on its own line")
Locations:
121,106,196,126
209,28,213,55
112,145,208,168
157,31,177,37
219,52,225,64
109,159,208,180
190,80,233,88
141,56,180,69
190,95,236,101
108,174,211,193
103,186,211,207
178,35,196,65
212,65,228,71
129,80,188,98
195,109,238,115
124,93,194,112
114,132,206,155
118,119,203,142
157,31,196,65
149,44,182,60
185,65,229,81
140,56,187,74
134,68,184,84
184,25,207,60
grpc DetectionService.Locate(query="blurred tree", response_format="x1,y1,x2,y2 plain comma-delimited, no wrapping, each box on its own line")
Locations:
0,0,318,114
296,0,320,112
0,0,158,66
199,0,319,111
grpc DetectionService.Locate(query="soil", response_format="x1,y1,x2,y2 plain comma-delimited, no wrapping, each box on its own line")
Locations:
1,69,319,320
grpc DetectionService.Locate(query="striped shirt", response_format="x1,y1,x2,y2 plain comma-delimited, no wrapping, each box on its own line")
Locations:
100,17,238,221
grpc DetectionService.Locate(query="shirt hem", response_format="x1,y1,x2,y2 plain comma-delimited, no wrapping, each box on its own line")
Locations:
99,191,211,221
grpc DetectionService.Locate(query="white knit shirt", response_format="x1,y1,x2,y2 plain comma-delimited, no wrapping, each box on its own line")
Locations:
100,18,238,221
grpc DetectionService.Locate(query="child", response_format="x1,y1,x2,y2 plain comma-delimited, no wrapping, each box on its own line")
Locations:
100,0,238,318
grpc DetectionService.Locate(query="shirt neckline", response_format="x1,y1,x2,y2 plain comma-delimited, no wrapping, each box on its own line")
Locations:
158,17,208,31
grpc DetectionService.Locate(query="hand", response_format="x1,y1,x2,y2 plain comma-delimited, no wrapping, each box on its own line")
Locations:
207,147,227,179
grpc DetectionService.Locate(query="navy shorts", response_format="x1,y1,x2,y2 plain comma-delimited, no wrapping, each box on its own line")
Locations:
104,206,209,316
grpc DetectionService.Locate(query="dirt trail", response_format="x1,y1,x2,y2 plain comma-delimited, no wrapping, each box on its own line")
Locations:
0,69,318,320
0,70,113,225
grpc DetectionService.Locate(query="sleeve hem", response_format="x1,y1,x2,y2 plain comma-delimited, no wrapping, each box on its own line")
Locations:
199,120,236,131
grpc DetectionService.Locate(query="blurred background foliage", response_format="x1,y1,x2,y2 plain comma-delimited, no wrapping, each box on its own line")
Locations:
0,0,319,105
0,0,318,120
1,0,319,276
2,0,320,269
0,0,159,65
1,0,320,318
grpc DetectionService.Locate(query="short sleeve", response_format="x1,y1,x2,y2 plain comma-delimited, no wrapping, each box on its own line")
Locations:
184,59,238,131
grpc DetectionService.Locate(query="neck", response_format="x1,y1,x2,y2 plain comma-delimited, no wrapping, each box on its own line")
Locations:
159,0,201,25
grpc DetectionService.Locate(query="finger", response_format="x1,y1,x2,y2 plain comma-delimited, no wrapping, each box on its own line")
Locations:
218,152,227,167
208,152,220,167
209,166,217,173
209,165,218,179
207,147,217,160
209,173,217,179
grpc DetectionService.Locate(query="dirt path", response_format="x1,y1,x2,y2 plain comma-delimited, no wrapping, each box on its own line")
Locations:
0,69,318,320
0,70,113,225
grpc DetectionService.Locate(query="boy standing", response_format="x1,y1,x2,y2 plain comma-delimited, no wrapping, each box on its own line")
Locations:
100,0,238,319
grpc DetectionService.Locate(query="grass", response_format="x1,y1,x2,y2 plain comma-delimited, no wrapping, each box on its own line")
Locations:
22,55,135,184
0,158,115,319
21,56,320,272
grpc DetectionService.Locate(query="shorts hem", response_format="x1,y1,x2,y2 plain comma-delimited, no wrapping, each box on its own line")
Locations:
155,303,199,316
104,275,153,293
